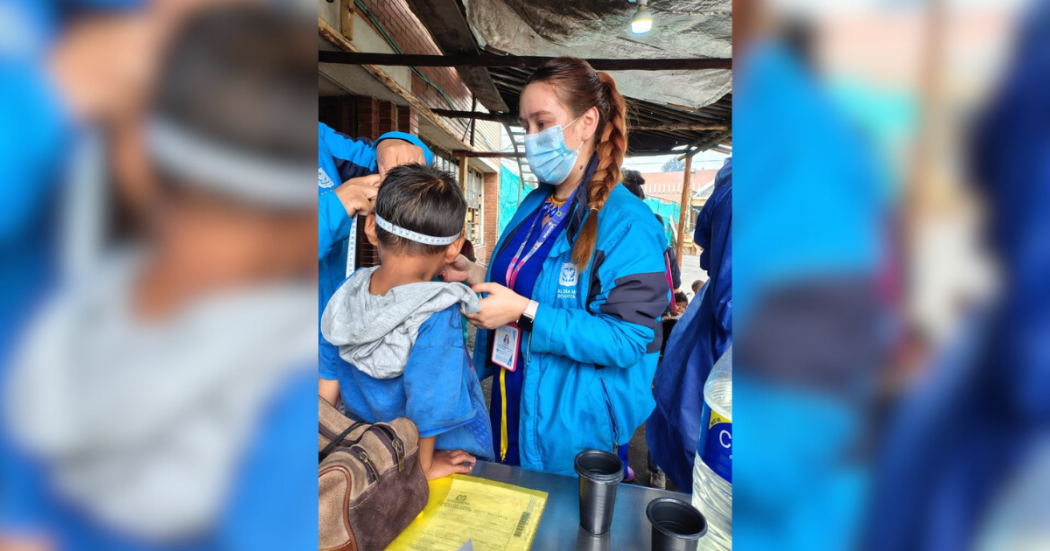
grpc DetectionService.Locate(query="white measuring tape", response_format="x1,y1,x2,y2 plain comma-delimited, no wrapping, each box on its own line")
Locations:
374,214,460,246
345,216,357,278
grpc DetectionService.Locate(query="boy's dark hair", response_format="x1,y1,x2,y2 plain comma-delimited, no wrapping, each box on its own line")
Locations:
155,6,314,166
374,164,465,256
675,291,689,305
621,169,646,200
691,280,703,293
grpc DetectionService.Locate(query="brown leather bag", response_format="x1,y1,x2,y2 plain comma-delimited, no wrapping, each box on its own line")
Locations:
318,398,429,551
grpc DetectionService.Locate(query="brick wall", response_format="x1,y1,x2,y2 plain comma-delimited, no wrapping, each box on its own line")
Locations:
480,171,500,265
397,106,418,135
377,101,398,134
356,0,472,138
319,96,358,136
357,96,379,141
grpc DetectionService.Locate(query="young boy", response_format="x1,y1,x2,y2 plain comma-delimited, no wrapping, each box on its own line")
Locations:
319,164,494,479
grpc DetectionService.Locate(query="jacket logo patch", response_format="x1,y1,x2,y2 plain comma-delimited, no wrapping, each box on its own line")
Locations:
559,263,578,287
557,262,579,301
318,167,336,189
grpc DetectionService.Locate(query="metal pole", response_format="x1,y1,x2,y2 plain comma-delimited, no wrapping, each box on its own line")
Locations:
675,154,693,269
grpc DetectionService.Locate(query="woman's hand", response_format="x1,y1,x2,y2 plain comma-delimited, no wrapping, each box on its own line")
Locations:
424,449,476,480
465,283,531,330
334,174,381,216
441,255,486,286
376,139,426,178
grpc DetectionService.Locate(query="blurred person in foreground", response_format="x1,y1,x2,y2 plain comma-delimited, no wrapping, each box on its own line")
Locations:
1,6,316,549
646,156,732,493
732,0,890,549
867,2,1050,549
0,0,155,397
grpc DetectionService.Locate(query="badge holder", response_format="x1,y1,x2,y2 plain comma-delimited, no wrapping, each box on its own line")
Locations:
491,324,521,372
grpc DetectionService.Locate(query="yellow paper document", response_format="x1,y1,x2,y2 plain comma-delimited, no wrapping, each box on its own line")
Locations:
387,474,547,551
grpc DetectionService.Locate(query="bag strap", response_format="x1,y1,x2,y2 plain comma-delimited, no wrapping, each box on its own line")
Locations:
319,421,366,462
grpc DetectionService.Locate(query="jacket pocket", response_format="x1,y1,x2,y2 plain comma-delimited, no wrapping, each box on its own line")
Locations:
598,378,620,450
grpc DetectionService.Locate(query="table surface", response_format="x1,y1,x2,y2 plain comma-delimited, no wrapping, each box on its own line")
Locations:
469,461,687,551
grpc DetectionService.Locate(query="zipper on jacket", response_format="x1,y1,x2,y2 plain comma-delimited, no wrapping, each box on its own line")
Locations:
525,330,533,366
599,379,620,450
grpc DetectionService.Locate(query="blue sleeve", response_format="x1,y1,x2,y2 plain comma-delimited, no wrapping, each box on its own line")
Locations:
318,332,342,380
218,371,317,551
532,217,671,367
0,436,50,535
318,191,354,261
403,309,476,438
319,122,375,169
0,63,73,244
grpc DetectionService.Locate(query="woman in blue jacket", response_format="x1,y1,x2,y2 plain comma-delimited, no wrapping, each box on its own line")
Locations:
443,57,670,476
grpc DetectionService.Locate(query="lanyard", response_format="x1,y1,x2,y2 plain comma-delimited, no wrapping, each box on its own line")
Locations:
504,189,576,290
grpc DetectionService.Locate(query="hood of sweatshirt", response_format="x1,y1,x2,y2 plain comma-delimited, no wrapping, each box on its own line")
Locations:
321,266,480,379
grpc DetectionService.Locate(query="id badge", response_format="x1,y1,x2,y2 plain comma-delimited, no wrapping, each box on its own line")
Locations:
491,324,521,372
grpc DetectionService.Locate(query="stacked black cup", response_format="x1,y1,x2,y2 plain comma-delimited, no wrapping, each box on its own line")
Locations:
574,450,624,535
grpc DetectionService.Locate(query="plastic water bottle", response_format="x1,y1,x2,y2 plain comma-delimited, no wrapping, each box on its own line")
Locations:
692,347,732,550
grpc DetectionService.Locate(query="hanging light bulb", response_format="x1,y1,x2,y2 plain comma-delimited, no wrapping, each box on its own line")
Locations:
631,0,653,34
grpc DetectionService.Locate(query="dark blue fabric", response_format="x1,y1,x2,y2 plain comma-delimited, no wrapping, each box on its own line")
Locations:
868,3,1050,550
646,158,732,491
487,197,572,466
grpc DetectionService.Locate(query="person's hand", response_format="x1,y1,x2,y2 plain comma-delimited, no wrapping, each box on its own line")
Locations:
465,283,530,330
375,139,426,178
424,449,476,480
49,14,162,123
441,255,485,285
334,174,381,216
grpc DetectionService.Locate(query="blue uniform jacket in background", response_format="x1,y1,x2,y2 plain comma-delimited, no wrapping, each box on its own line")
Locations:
733,41,884,551
316,122,432,327
473,158,671,475
645,158,732,492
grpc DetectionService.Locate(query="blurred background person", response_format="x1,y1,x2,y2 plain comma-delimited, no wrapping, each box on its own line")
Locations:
646,156,732,512
867,1,1050,549
732,0,891,548
1,5,316,549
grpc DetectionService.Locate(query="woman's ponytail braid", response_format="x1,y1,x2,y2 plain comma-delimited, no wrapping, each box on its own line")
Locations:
572,71,628,268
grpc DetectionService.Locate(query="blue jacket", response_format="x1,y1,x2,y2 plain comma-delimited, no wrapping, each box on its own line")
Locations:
474,161,671,475
317,123,432,318
646,158,732,491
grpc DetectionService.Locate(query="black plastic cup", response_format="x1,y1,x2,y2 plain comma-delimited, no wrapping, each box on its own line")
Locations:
575,450,624,535
646,498,708,551
575,527,611,551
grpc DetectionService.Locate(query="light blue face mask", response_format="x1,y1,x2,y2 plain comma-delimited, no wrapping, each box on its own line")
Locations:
523,118,581,185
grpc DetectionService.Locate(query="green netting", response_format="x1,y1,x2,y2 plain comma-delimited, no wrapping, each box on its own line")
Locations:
644,197,681,246
499,166,533,235
498,167,684,248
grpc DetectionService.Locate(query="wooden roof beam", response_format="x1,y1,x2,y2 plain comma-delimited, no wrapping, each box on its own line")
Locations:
433,109,728,133
401,0,508,112
318,51,732,71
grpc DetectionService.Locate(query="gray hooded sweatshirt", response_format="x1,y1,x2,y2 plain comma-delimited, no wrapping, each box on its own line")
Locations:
321,266,481,379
